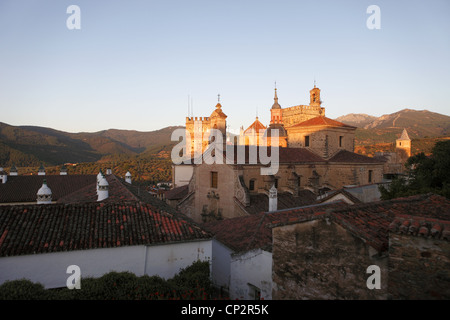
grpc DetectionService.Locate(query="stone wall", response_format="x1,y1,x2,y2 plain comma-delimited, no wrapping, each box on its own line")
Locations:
282,105,324,127
272,219,388,299
388,233,450,299
287,127,355,158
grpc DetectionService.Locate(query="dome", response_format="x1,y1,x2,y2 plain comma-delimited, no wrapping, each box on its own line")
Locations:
264,124,288,138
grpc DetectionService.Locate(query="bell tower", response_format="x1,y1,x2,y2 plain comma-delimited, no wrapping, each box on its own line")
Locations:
309,83,321,107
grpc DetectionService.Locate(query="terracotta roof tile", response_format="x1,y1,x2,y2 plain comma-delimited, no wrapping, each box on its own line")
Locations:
205,193,450,254
222,145,326,164
203,201,348,253
244,118,267,134
328,150,385,164
0,201,212,257
288,116,356,129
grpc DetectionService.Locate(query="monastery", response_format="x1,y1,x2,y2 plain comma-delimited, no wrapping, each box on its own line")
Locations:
174,84,411,223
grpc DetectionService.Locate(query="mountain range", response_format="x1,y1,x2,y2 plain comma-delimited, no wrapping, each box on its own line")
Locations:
336,109,450,145
0,123,183,167
0,109,449,167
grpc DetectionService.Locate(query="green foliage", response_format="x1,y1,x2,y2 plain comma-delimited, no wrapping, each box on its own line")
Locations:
0,261,213,300
379,140,450,200
0,279,49,300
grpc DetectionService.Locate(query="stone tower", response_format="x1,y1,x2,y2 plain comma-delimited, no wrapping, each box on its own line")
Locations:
396,128,411,161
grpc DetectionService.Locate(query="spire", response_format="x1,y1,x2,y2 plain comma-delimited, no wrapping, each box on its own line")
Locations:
398,128,411,141
272,84,281,109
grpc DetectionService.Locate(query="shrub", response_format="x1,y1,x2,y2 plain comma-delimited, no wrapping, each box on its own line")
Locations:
0,279,49,300
0,260,213,300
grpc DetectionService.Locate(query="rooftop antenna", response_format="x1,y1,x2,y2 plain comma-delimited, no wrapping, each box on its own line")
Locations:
218,93,221,103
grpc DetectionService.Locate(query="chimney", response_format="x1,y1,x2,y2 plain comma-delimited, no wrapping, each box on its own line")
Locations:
9,164,18,176
37,179,52,204
38,163,46,176
0,168,7,184
268,184,278,212
125,171,132,184
97,176,109,201
60,164,68,175
96,170,103,193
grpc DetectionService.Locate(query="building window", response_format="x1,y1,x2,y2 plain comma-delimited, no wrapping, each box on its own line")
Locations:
211,172,218,188
297,176,301,187
305,136,310,147
339,136,343,147
274,178,279,189
249,179,255,191
368,170,373,183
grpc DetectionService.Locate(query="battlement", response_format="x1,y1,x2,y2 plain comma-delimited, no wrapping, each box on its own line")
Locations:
186,116,211,122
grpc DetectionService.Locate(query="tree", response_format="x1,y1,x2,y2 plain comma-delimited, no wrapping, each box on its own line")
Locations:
380,140,450,200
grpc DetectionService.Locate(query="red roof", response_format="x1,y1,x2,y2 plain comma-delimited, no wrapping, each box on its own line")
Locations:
0,201,211,257
204,193,450,254
56,174,139,203
203,201,348,253
244,118,267,134
289,116,356,129
328,150,385,164
222,145,326,164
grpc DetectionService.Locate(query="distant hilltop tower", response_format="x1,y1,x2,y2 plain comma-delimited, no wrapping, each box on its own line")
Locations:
396,128,411,161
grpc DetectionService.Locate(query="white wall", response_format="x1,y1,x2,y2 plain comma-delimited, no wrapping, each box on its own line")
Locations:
0,240,212,289
229,249,272,300
210,239,232,293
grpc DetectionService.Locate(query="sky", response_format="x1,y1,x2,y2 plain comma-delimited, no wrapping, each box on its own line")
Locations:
0,0,449,134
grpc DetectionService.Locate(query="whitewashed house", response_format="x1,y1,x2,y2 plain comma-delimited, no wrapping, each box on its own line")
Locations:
0,201,213,288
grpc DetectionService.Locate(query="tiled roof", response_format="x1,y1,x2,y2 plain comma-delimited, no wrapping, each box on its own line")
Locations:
318,189,363,204
203,201,348,253
0,175,96,203
205,193,450,254
243,190,318,215
165,185,189,201
314,193,450,252
222,145,326,164
56,174,139,204
398,128,411,141
0,201,212,257
244,118,266,134
328,150,385,164
118,178,181,215
288,116,356,129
